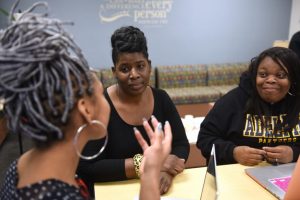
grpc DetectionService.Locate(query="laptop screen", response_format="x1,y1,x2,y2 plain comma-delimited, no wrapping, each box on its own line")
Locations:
200,144,218,200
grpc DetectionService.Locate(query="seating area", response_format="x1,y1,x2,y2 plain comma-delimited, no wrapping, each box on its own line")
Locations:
94,63,249,168
97,62,249,105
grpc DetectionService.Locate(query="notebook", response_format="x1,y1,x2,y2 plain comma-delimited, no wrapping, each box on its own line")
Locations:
245,162,296,200
200,144,219,200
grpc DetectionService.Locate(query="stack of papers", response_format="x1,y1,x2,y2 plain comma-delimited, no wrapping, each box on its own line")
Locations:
181,115,205,143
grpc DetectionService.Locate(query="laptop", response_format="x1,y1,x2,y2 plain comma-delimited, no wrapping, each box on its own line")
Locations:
200,144,218,200
245,162,296,200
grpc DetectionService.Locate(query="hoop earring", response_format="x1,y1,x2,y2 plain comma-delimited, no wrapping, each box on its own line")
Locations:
73,120,108,160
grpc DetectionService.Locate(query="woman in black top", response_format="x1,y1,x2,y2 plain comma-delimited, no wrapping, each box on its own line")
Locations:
78,26,190,195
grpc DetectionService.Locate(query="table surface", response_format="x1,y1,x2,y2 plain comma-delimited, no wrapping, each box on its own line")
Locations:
94,163,277,200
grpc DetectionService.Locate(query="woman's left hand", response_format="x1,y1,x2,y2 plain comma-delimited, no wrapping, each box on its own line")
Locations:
263,145,293,164
159,172,173,194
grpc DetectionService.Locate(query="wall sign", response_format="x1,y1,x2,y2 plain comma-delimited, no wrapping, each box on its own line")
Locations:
99,0,174,26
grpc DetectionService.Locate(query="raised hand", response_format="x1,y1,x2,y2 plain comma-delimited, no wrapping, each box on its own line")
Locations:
134,116,172,200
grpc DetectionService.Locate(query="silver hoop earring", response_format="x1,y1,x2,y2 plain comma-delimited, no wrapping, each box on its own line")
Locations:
73,120,108,160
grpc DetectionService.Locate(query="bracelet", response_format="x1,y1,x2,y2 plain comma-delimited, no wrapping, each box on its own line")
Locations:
133,154,143,178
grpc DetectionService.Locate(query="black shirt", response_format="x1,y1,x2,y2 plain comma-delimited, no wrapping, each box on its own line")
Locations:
77,87,190,195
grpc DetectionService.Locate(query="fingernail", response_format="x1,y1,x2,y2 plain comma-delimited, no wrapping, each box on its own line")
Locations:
142,117,147,122
151,115,156,120
165,121,169,125
157,123,162,132
133,127,138,132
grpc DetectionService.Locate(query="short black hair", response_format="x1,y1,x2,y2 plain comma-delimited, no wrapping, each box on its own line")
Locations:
111,26,149,65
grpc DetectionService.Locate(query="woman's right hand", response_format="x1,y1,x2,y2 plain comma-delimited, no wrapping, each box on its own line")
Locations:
134,116,172,178
134,116,172,200
161,154,185,176
233,146,266,166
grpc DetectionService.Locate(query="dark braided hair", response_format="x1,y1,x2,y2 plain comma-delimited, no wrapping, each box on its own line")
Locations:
245,47,300,132
111,26,149,65
0,1,93,147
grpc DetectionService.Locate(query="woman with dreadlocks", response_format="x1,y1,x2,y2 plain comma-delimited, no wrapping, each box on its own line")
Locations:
0,2,172,200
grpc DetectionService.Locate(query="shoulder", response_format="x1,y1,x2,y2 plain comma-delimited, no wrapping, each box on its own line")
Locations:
104,86,115,107
104,86,111,99
0,160,18,199
216,86,248,106
151,87,175,109
151,87,171,100
3,160,18,184
209,86,248,117
18,179,84,200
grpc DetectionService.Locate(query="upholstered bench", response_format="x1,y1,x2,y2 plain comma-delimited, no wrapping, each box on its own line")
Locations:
99,68,116,88
207,62,248,95
97,63,249,105
156,65,220,105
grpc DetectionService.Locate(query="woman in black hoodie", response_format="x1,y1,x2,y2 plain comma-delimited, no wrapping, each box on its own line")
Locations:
197,47,300,166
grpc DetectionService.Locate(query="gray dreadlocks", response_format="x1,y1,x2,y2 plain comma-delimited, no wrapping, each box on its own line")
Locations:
0,1,93,146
